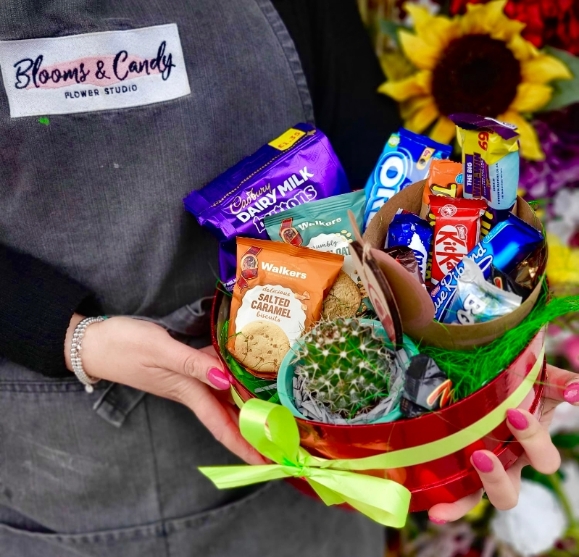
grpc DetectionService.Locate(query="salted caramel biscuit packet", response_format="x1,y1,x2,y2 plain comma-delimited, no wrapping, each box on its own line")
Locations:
228,238,343,377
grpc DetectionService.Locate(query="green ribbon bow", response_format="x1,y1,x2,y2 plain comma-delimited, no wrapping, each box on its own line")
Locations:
200,399,412,527
199,347,544,528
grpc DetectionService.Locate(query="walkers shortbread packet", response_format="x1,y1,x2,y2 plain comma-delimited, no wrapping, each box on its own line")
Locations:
227,238,343,377
264,189,367,317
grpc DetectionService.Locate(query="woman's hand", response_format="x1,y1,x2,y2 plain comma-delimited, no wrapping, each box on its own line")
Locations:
428,364,579,524
65,314,265,465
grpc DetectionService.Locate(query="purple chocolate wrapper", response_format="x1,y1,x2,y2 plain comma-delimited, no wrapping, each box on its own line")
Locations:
449,114,519,140
184,123,350,287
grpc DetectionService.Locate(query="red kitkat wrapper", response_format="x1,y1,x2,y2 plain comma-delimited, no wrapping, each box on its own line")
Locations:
430,196,487,284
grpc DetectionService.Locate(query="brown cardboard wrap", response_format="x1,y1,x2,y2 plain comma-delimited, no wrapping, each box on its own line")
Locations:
363,181,545,349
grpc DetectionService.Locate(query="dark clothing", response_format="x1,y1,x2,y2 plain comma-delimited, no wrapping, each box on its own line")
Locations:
0,0,399,378
0,2,398,555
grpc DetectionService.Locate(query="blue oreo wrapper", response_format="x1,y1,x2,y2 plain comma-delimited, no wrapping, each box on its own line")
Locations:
386,212,432,281
364,129,452,228
431,213,543,322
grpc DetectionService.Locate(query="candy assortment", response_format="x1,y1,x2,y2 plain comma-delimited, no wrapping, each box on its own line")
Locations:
185,118,546,414
186,118,576,521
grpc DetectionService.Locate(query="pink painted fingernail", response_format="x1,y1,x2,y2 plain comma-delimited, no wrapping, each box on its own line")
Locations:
507,409,529,430
472,451,494,473
429,517,447,525
207,368,231,390
564,383,579,404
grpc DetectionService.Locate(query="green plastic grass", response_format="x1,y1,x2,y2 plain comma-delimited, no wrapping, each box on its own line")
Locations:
421,284,579,400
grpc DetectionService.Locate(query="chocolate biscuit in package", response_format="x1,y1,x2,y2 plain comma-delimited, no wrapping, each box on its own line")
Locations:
264,189,367,318
450,114,520,233
228,238,343,378
184,123,350,289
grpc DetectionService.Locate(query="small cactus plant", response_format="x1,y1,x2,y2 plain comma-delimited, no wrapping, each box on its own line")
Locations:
292,318,394,419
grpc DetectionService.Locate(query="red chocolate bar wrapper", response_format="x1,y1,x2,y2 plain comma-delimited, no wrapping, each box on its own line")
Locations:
430,196,487,284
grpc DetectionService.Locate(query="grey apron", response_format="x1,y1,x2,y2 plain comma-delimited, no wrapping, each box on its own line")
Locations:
0,1,383,555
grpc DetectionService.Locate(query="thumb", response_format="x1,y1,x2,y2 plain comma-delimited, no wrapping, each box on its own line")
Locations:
544,364,579,405
166,341,232,391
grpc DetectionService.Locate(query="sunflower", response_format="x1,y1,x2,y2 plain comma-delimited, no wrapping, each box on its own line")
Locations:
379,0,572,160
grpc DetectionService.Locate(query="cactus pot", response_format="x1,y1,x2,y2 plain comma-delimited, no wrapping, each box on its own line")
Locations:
276,319,419,424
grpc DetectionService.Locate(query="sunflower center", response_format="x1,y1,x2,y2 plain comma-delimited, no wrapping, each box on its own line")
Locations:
431,34,521,117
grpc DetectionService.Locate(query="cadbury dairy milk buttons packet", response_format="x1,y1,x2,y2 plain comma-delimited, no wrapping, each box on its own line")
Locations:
184,123,350,290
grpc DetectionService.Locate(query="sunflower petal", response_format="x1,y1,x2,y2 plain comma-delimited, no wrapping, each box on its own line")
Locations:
405,5,460,51
404,4,433,31
405,100,439,134
378,70,431,101
499,111,544,161
462,1,510,35
430,116,456,145
487,13,526,43
400,96,432,120
510,82,553,113
507,34,538,61
489,20,527,43
460,0,528,43
521,54,573,84
398,30,440,70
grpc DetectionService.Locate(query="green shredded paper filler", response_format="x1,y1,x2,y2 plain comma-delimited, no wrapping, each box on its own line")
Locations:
422,285,579,400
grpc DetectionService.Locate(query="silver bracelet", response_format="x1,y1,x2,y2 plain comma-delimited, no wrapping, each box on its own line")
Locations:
70,316,107,393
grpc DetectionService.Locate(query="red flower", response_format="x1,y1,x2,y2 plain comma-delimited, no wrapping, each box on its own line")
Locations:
449,0,579,55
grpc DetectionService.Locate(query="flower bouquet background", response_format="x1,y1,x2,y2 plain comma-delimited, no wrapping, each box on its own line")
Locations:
359,0,579,176
357,0,579,553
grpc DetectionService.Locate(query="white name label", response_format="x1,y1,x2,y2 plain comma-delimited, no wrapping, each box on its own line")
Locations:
0,24,191,118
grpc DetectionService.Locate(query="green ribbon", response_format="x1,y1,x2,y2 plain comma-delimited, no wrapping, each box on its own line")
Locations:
199,347,544,528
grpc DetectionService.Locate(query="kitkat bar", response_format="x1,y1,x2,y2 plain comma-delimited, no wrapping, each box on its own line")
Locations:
430,197,487,284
